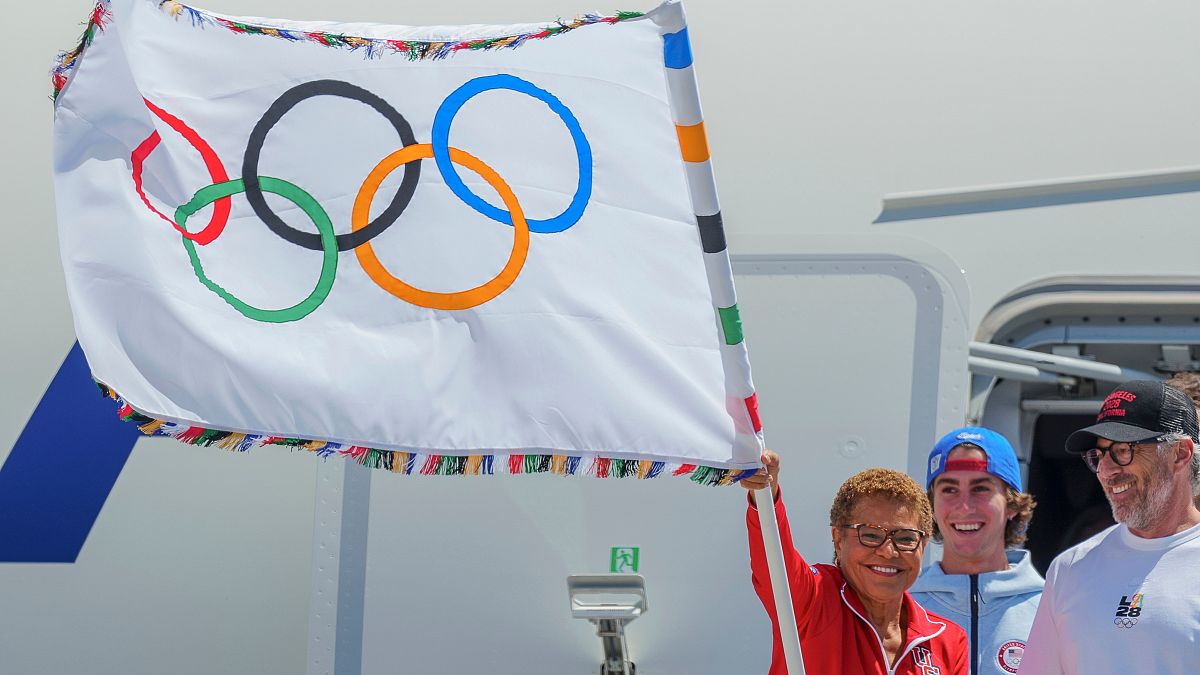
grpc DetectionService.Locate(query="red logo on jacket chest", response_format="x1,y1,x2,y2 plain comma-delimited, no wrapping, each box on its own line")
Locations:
912,647,941,675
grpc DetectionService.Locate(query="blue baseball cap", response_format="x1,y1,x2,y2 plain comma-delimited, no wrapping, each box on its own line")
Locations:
926,427,1022,491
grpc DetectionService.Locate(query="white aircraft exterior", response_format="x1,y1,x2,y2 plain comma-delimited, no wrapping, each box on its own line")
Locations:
2,1,1197,673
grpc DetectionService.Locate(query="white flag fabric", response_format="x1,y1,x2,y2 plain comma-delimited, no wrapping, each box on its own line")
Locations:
52,0,761,483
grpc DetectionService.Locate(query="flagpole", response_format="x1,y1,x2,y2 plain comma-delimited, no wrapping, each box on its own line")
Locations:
754,485,806,674
652,3,805,672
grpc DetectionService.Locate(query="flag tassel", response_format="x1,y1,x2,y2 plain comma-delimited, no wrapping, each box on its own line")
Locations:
97,383,750,484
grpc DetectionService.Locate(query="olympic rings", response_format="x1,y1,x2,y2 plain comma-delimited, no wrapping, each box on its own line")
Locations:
132,98,232,245
242,80,422,252
176,177,338,323
1113,617,1138,628
352,143,529,310
431,74,591,234
130,74,590,319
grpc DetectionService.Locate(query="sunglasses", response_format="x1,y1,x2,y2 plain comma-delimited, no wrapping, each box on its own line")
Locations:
840,523,926,551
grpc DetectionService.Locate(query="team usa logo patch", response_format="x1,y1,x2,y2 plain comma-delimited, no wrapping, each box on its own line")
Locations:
996,641,1025,673
911,646,941,675
1113,592,1144,628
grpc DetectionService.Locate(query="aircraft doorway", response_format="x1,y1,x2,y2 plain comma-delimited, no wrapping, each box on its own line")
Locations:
1023,413,1113,575
972,275,1200,573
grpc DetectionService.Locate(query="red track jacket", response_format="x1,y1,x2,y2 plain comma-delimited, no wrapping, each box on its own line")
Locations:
748,496,968,675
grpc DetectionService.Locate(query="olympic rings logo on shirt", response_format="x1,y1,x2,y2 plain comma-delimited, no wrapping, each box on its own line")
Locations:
1113,617,1138,628
130,75,592,321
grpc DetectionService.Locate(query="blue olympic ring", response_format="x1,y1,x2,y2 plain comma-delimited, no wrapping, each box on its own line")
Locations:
431,74,592,234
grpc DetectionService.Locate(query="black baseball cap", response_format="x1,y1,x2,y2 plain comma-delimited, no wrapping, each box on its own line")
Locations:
1065,380,1200,454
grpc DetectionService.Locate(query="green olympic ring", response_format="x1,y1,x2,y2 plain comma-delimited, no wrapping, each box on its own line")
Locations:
174,177,338,323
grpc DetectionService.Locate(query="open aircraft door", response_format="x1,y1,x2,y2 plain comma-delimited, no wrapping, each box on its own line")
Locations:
969,276,1200,574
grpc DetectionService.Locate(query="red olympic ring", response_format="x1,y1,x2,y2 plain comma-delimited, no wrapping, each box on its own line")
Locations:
131,98,231,245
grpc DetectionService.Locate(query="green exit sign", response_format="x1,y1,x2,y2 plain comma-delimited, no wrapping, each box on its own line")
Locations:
610,547,639,572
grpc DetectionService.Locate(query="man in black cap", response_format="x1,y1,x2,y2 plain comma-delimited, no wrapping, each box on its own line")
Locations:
1019,380,1200,674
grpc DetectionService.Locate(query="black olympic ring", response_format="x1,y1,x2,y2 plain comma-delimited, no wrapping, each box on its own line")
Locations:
242,80,421,252
1113,617,1138,628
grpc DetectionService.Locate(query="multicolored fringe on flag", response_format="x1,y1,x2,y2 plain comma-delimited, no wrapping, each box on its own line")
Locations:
51,1,111,100
154,0,643,62
98,383,757,485
52,1,645,98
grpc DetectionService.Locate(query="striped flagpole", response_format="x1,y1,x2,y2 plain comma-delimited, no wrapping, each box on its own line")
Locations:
651,3,805,673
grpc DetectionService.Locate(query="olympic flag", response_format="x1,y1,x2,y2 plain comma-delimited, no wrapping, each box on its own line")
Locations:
51,0,762,483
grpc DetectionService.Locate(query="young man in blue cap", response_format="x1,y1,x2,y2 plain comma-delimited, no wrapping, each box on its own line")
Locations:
1019,381,1200,674
910,427,1043,675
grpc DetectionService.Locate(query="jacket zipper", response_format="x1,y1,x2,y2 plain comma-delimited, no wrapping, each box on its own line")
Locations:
840,584,946,675
969,574,979,675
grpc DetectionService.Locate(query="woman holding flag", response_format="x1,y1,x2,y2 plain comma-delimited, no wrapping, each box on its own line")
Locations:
743,451,968,674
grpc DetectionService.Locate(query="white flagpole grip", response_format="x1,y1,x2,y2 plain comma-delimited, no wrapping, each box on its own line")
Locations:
755,487,806,675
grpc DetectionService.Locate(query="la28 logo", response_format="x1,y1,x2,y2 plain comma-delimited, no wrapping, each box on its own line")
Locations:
1113,593,1144,628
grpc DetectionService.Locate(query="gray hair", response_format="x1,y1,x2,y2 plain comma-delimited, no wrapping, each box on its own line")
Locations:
1158,432,1200,495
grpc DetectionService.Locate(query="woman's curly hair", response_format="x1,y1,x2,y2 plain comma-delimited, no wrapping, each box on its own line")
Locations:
829,468,934,534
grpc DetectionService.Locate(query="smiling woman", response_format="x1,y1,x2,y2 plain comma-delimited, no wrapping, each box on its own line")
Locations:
742,453,968,675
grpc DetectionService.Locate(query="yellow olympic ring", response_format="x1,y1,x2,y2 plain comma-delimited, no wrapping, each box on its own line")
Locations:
351,143,530,310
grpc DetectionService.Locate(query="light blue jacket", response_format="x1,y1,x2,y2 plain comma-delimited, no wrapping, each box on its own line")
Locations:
910,549,1044,675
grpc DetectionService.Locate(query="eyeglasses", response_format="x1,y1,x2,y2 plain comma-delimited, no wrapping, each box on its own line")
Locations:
1082,440,1163,473
841,523,926,551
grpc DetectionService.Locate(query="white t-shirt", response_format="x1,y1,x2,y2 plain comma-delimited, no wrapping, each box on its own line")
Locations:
1018,521,1200,674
